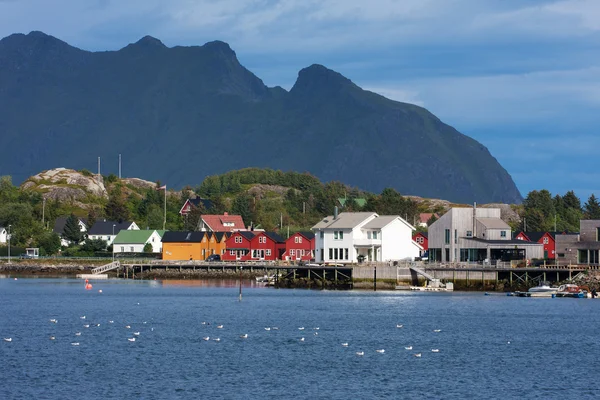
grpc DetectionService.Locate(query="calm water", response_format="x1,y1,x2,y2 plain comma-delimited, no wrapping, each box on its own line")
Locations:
1,278,600,400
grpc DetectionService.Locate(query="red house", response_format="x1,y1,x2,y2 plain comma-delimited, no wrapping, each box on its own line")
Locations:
412,232,428,257
515,231,557,259
223,231,255,261
283,232,315,261
249,232,286,261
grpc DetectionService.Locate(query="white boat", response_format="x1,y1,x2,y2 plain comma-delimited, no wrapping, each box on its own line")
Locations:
409,279,454,292
255,275,275,283
555,284,590,298
514,283,559,297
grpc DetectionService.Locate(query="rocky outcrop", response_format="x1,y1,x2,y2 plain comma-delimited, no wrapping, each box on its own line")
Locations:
21,168,108,204
121,177,156,191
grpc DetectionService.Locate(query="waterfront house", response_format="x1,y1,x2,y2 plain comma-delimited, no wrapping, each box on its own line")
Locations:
113,230,165,254
428,207,543,263
555,220,600,265
312,211,421,264
515,231,558,259
162,231,204,261
283,232,316,261
249,231,286,261
223,231,256,261
413,232,428,257
0,226,7,244
199,213,246,232
52,216,88,247
87,220,139,246
178,198,214,216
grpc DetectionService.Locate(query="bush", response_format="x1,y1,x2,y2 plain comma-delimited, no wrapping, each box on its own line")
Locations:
80,169,93,177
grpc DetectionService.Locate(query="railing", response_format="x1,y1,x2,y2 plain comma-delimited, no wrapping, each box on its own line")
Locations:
353,239,382,247
91,261,120,274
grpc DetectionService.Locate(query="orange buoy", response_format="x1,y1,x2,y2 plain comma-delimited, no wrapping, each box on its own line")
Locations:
85,283,93,290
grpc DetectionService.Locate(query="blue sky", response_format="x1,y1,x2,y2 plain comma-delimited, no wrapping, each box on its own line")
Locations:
2,0,600,201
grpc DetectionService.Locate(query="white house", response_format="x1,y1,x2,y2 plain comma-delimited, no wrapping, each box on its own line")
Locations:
87,220,139,246
0,226,7,244
312,212,421,263
113,230,165,254
52,216,88,247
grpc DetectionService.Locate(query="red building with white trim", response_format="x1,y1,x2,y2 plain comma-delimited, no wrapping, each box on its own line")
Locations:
249,232,286,261
515,231,557,259
412,232,428,257
283,232,315,261
222,231,255,261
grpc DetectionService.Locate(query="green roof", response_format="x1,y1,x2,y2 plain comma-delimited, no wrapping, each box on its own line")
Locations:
156,230,167,238
113,230,157,245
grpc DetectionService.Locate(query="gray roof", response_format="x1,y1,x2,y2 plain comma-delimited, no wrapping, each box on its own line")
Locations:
476,218,511,230
312,212,376,230
363,216,401,229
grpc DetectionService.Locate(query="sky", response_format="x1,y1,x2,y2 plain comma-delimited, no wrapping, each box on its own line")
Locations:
1,0,600,201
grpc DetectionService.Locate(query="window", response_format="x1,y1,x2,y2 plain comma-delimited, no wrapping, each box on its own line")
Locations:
298,237,302,244
543,237,549,244
339,231,344,239
334,248,339,259
202,249,205,257
444,229,450,244
266,249,271,256
334,231,338,240
373,231,378,239
259,236,266,244
295,237,299,243
235,236,242,244
416,237,424,244
320,231,324,239
329,248,333,259
500,231,507,238
345,248,349,260
130,246,134,252
120,246,124,252
230,250,235,256
454,229,457,244
367,231,371,239
290,250,295,256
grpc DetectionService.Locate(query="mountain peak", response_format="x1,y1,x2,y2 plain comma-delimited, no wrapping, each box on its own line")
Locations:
134,35,166,48
290,64,355,96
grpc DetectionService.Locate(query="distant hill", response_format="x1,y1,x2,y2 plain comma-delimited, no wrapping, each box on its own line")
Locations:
0,31,522,204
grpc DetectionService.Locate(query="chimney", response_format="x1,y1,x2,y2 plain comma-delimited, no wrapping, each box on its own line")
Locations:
334,206,339,220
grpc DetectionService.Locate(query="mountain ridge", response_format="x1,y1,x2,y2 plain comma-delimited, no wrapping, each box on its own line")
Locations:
0,31,522,204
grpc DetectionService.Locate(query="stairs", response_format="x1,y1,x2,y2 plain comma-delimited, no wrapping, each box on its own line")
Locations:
409,265,435,280
91,261,120,275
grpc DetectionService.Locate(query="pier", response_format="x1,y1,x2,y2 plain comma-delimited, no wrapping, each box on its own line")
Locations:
112,260,596,290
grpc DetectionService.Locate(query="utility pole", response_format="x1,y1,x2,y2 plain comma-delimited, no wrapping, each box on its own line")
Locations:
97,157,101,177
42,197,46,226
239,266,243,301
119,154,122,179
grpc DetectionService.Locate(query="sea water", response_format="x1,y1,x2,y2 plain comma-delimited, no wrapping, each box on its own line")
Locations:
1,278,599,399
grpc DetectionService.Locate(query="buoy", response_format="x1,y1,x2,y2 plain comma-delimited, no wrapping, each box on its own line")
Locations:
85,283,92,290
98,289,103,293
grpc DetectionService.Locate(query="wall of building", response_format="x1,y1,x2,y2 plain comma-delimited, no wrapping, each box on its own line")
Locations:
163,242,202,260
381,220,420,261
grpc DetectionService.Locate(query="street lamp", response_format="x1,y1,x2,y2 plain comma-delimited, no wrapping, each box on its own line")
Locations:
112,224,116,263
8,224,11,264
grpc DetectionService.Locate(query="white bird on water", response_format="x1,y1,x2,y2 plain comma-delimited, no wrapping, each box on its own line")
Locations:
299,337,305,342
396,324,403,328
405,346,413,350
341,343,349,347
4,338,12,342
240,334,248,339
376,349,385,354
213,338,221,342
125,325,131,329
109,321,114,324
83,324,90,328
264,327,271,331
298,327,305,331
431,349,440,353
433,329,441,333
203,336,210,341
80,316,86,320
216,325,224,329
49,336,55,340
49,319,57,324
414,353,422,358
356,351,364,356
75,332,81,336
133,332,140,336
71,342,80,346
128,338,136,342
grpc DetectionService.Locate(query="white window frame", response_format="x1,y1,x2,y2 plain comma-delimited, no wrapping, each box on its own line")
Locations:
266,249,271,256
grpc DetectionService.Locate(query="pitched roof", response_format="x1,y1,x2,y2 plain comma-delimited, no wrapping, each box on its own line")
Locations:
113,230,157,245
518,231,557,242
414,232,428,238
189,198,213,210
88,220,134,235
338,198,367,208
418,213,439,223
202,214,245,232
233,231,256,241
52,216,87,235
476,218,511,230
213,232,229,242
297,231,315,240
161,231,206,243
312,212,377,230
155,230,167,238
262,232,285,243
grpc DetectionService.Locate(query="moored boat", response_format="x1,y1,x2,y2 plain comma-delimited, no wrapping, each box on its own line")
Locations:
514,282,559,297
555,284,590,298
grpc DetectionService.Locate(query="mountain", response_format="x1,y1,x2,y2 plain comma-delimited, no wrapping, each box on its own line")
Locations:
0,31,522,204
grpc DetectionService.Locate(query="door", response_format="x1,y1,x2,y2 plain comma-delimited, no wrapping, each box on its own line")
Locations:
544,250,548,259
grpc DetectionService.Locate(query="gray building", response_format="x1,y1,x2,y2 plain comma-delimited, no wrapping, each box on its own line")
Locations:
555,220,600,265
429,207,543,263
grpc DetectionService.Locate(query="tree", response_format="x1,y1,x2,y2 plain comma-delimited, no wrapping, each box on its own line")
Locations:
105,186,130,222
563,191,581,211
185,203,205,231
232,194,253,227
584,194,600,219
81,238,107,253
63,213,84,244
143,243,153,253
37,232,61,255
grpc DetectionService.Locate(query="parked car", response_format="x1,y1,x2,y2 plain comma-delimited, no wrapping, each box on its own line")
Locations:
206,254,221,262
20,254,34,259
